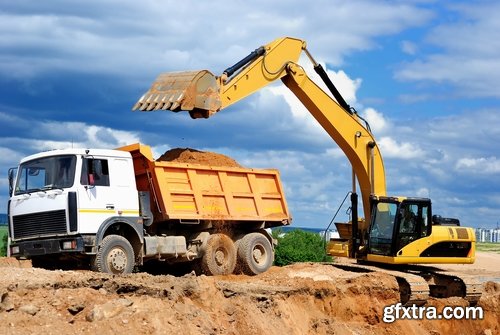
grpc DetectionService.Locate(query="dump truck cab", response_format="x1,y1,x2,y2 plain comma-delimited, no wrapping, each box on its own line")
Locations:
8,149,142,264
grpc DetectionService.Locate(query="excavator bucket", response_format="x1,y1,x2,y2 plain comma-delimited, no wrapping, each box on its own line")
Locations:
132,70,221,118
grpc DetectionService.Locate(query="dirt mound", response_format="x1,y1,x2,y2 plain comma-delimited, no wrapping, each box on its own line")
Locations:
157,148,242,168
0,257,31,268
0,258,498,335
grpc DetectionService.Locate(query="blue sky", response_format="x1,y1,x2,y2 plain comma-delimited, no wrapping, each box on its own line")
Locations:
1,0,499,229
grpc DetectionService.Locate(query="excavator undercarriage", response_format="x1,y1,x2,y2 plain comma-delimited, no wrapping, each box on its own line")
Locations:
331,261,482,306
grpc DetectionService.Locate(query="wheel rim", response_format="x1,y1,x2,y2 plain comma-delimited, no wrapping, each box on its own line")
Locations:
252,244,267,266
107,247,128,273
214,247,227,266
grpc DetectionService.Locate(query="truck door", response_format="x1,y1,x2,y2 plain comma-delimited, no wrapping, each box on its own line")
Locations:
77,156,139,234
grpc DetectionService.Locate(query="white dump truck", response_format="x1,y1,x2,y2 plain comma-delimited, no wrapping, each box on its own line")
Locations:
7,143,290,275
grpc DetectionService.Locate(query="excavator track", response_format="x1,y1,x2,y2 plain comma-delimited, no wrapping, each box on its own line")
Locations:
331,262,482,306
331,262,429,306
405,266,482,306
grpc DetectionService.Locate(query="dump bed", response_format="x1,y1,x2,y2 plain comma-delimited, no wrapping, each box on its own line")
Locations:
119,143,291,228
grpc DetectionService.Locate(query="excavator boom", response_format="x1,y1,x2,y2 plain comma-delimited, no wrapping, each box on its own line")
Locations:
132,37,386,225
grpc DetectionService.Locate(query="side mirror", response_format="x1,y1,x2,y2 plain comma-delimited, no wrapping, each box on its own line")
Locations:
8,167,17,196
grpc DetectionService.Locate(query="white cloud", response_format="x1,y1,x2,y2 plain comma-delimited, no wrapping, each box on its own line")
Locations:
415,187,430,198
456,157,500,174
325,147,345,159
262,58,364,146
324,69,362,105
239,150,309,176
266,85,327,141
401,40,418,55
33,124,139,151
377,136,425,159
361,108,389,134
0,147,23,166
0,1,433,82
2,117,141,159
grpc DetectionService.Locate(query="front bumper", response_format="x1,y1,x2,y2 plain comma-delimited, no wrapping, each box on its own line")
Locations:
10,236,85,258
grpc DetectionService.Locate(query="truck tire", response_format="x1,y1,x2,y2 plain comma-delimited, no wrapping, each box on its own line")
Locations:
201,233,236,276
92,235,135,274
237,232,273,275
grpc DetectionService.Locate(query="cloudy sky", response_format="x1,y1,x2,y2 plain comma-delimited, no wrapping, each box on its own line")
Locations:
1,0,499,229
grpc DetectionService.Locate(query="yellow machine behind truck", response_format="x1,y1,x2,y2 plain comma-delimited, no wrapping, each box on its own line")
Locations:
132,37,481,305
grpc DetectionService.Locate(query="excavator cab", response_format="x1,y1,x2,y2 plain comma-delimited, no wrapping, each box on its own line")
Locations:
367,197,431,257
363,196,474,264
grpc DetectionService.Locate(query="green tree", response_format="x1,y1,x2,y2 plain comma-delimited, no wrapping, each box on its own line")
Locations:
273,229,332,266
0,233,7,257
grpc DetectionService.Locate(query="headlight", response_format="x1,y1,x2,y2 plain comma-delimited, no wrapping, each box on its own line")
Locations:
62,240,77,250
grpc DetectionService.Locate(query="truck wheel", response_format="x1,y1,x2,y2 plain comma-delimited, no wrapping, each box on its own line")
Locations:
237,233,273,275
93,235,135,274
201,233,236,276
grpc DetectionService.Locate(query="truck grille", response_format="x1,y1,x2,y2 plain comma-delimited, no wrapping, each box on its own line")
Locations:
12,210,67,239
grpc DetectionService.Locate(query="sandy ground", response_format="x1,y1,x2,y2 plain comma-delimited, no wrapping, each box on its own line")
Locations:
435,252,500,282
0,252,498,335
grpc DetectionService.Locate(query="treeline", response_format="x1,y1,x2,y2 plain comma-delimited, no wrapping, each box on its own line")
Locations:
0,232,7,257
272,228,332,266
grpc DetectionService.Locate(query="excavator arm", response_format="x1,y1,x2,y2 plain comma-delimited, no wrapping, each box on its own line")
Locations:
132,36,386,225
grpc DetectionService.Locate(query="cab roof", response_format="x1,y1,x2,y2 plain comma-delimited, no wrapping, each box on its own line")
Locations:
19,148,131,164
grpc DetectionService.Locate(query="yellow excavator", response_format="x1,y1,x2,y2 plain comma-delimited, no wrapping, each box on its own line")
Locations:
133,37,480,305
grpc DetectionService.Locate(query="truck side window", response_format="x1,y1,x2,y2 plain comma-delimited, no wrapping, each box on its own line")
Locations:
81,158,110,186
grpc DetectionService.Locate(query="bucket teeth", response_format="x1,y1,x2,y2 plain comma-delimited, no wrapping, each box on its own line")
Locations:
132,94,146,110
143,94,156,111
170,92,184,111
132,70,221,117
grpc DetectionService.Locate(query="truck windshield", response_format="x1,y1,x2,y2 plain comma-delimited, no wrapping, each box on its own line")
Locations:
15,155,76,195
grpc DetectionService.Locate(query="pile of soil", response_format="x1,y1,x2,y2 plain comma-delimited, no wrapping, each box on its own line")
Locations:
157,148,242,168
0,255,499,335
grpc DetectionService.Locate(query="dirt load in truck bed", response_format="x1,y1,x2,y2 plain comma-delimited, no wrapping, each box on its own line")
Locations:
157,148,242,168
0,253,499,335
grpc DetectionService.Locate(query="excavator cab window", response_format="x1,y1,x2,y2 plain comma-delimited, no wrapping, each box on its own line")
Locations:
368,201,398,256
395,201,431,252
